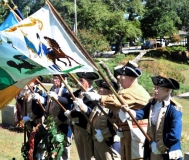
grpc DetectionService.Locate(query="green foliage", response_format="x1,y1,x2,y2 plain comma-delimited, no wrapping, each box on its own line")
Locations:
77,29,109,54
40,116,64,159
126,0,145,21
175,0,189,32
21,116,64,160
95,54,135,75
138,71,154,94
166,46,186,52
102,0,127,11
141,0,181,38
0,6,9,24
145,46,189,64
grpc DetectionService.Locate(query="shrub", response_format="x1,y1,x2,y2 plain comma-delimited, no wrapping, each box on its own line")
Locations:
170,35,181,43
166,46,186,52
77,29,109,55
145,46,189,64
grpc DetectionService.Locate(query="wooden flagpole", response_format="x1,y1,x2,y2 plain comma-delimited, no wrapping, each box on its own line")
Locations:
3,1,68,113
59,75,95,129
46,0,151,142
69,73,118,130
27,85,46,113
2,1,22,21
36,79,67,112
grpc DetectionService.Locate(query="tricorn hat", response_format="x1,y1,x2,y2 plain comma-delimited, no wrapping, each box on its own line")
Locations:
114,61,142,78
151,75,180,90
95,79,118,91
76,72,99,80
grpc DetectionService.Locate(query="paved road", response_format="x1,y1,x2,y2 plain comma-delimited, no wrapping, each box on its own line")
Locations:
101,46,142,57
101,42,179,57
175,92,189,98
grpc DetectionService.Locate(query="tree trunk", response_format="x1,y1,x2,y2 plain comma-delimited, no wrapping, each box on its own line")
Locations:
187,35,189,51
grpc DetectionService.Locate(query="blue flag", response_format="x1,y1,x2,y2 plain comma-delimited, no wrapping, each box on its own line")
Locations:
0,11,19,31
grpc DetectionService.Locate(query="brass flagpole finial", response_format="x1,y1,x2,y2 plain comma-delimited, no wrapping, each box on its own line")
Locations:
1,0,22,21
10,0,18,10
1,0,8,6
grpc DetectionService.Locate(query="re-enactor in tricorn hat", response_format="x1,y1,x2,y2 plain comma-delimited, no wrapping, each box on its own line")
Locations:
76,72,99,80
85,61,151,160
114,60,142,78
63,71,99,160
85,79,121,159
95,79,119,91
151,75,180,90
46,73,73,160
120,75,183,160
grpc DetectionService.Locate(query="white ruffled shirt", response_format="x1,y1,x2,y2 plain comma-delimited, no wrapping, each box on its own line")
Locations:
151,101,162,125
151,96,183,159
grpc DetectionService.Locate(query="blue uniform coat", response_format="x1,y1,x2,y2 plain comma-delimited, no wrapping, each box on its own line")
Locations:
135,100,182,160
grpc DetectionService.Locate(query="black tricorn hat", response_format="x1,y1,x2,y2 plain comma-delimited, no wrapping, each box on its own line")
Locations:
114,61,142,78
114,65,123,78
76,72,99,80
95,79,118,91
151,75,180,90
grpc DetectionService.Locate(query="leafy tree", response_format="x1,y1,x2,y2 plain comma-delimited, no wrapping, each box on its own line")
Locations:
141,0,181,38
77,29,109,54
11,0,35,18
0,4,9,24
76,0,142,50
0,0,143,53
48,0,75,29
102,0,128,11
175,0,189,32
77,0,110,30
126,0,145,21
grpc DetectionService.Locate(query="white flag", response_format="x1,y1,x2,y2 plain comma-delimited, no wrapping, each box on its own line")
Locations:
1,4,95,75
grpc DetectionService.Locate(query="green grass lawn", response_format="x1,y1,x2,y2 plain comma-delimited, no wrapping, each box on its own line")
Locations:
0,125,79,160
181,69,189,86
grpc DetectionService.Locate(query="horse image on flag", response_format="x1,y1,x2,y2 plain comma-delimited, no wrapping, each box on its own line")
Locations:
44,36,80,67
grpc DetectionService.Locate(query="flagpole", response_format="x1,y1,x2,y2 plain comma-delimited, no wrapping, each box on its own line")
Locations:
74,0,77,37
2,1,22,22
2,2,67,113
46,0,151,142
27,85,46,113
69,73,118,130
36,79,67,112
59,75,95,130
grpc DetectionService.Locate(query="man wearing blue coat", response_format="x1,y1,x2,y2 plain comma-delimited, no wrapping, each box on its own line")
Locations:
63,72,99,160
119,75,183,160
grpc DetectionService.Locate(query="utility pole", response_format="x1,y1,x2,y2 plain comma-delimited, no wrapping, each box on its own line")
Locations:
74,0,77,37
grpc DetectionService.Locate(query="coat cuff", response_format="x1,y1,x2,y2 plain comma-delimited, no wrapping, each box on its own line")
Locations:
156,139,167,152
